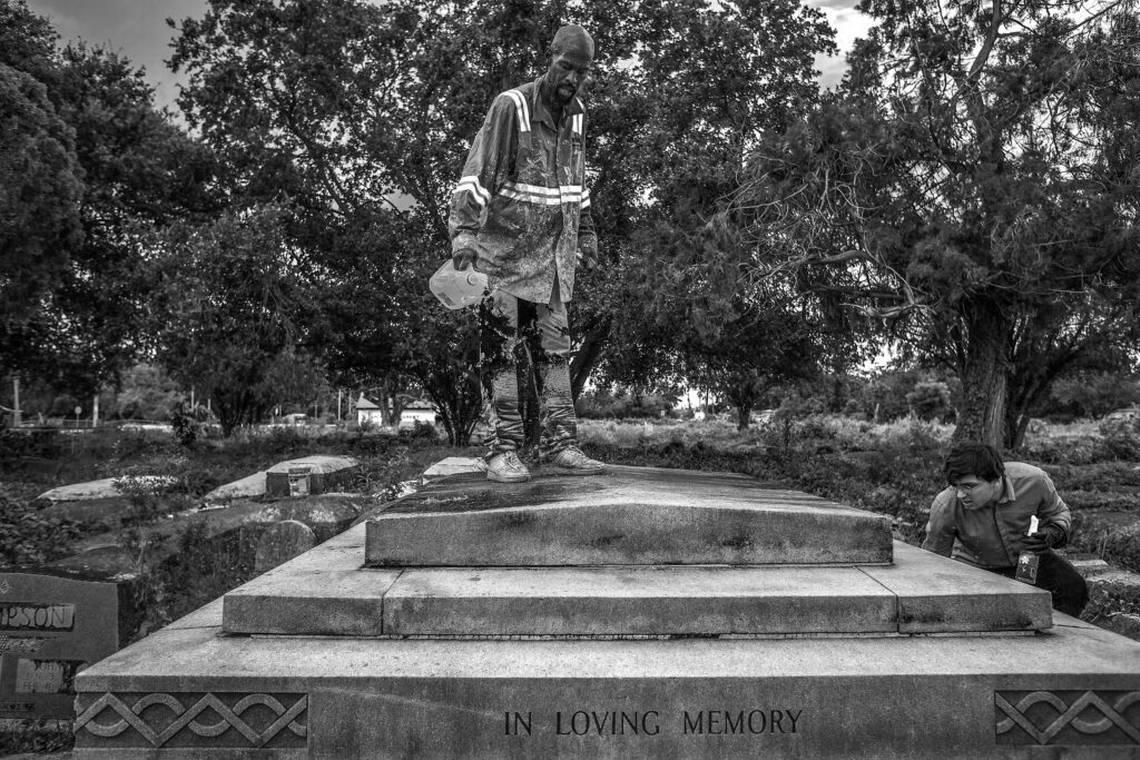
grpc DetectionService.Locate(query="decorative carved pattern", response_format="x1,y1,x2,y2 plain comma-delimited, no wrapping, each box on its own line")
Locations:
75,692,307,748
996,690,1140,745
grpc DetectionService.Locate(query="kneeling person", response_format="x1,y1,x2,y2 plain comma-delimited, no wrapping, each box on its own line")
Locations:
922,441,1088,617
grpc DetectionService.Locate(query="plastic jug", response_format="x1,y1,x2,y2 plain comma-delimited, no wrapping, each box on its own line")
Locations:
429,260,489,310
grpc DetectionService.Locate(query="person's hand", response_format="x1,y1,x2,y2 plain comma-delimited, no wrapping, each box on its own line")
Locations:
1020,532,1051,554
576,238,598,271
453,248,477,271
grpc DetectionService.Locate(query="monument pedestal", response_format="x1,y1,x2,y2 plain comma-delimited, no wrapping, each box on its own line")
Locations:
73,466,1140,758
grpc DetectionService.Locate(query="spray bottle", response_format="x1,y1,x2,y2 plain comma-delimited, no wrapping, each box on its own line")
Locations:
429,260,489,310
1014,515,1040,584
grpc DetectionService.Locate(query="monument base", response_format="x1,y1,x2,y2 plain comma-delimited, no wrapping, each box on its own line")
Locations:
74,597,1140,759
73,466,1140,758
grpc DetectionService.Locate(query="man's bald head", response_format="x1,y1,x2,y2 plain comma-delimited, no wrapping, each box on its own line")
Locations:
551,24,594,61
543,24,594,111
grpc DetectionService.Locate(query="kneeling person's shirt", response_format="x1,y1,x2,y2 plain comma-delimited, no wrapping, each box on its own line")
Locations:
922,462,1071,569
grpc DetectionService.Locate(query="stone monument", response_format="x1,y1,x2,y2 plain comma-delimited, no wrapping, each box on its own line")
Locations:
1,566,136,723
73,465,1140,758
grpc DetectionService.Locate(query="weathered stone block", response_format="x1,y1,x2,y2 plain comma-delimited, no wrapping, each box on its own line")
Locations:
366,467,892,567
265,456,360,498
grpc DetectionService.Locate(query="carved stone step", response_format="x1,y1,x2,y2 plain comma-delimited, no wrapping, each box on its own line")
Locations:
222,526,1051,637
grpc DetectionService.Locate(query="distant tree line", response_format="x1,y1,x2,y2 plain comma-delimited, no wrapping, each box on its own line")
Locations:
1,0,1137,448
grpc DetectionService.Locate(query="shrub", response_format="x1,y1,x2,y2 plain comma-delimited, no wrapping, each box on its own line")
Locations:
1022,433,1109,465
1101,523,1140,576
1045,461,1140,490
1100,414,1140,461
400,420,439,440
0,719,73,755
577,389,676,419
0,488,81,566
1083,578,1140,632
906,381,954,422
170,403,200,446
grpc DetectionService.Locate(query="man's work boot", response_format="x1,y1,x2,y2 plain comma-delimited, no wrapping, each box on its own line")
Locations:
550,446,605,475
486,451,530,483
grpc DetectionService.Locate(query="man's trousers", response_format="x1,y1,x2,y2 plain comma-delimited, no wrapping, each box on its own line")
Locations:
482,287,578,456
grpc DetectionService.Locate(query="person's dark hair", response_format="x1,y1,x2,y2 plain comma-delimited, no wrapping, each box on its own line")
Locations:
943,441,1005,484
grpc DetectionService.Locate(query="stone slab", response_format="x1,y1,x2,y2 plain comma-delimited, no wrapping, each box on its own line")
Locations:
366,466,892,566
37,476,177,503
421,457,487,479
222,524,1051,637
204,470,268,503
73,613,1140,759
265,456,360,498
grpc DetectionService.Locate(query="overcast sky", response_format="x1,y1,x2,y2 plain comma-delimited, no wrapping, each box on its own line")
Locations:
25,0,873,111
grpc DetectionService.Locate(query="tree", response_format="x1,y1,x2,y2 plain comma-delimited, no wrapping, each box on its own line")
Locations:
0,2,83,339
115,363,185,421
733,0,1140,449
166,0,844,443
570,0,841,397
167,0,516,444
147,205,322,436
1046,371,1140,420
603,220,848,429
1,1,218,397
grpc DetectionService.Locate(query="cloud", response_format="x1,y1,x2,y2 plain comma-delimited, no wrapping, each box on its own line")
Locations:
805,2,874,87
815,54,849,90
806,0,865,9
26,0,206,109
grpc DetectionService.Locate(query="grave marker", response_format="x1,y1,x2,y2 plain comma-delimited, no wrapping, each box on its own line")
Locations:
255,520,317,573
0,569,129,720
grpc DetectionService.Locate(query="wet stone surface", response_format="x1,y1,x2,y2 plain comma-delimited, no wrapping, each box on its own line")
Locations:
383,478,607,515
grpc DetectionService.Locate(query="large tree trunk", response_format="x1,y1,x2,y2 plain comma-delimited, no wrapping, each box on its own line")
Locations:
570,316,612,399
725,379,755,432
1004,369,1047,452
953,302,1010,448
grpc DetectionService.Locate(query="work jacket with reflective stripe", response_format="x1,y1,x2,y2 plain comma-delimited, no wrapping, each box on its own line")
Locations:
922,461,1072,568
448,78,596,304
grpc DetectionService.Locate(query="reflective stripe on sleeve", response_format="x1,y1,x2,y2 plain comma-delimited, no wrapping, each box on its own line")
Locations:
454,175,491,207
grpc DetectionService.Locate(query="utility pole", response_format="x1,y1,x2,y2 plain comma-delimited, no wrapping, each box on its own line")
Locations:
12,376,21,427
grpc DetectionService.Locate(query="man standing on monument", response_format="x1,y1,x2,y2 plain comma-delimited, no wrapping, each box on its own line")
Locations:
448,24,606,484
922,441,1088,617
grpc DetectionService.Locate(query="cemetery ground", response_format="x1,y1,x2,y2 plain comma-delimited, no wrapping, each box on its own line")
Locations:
2,415,1140,756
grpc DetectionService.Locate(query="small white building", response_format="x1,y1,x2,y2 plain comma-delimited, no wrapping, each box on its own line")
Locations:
356,395,438,430
355,395,385,426
398,400,438,430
